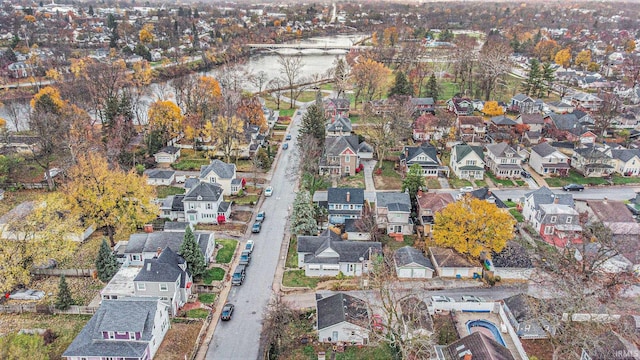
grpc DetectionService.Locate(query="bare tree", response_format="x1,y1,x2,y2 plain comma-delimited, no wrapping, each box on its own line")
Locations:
449,34,478,96
592,92,621,140
248,70,269,94
259,296,298,360
332,56,351,98
267,77,286,110
277,55,305,109
476,36,512,100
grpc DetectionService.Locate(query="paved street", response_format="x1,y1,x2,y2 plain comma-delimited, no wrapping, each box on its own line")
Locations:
430,186,639,203
205,109,302,360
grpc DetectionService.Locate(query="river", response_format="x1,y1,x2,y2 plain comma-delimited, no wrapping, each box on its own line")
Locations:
1,34,366,131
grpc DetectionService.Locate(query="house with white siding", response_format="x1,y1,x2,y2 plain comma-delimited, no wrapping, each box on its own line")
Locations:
450,144,485,180
183,182,231,224
153,146,181,164
375,192,413,235
529,142,571,177
316,293,370,345
610,149,640,176
199,159,242,196
394,246,435,279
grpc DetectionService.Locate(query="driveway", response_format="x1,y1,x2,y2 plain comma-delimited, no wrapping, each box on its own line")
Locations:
362,160,377,191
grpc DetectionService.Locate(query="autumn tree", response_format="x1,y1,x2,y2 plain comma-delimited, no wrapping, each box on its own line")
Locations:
63,153,158,246
277,55,305,109
625,39,636,53
237,95,267,132
290,190,317,236
533,39,560,62
482,101,504,116
96,238,119,282
211,115,244,162
592,92,621,140
554,48,572,69
147,100,184,149
352,58,391,106
139,23,155,45
173,75,222,128
179,226,206,278
434,196,515,258
575,50,592,71
476,36,512,101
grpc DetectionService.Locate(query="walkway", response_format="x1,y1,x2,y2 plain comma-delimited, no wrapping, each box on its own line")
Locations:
362,160,377,191
438,176,451,189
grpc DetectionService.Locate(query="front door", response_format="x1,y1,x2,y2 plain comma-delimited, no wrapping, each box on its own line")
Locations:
332,331,338,342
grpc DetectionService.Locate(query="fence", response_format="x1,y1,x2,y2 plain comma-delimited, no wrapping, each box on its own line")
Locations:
0,182,48,190
193,284,223,293
0,303,97,315
31,268,95,277
189,314,213,360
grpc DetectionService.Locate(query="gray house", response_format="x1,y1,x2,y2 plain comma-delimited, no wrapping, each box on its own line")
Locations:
400,144,448,177
375,192,413,235
124,230,215,266
297,229,381,277
326,187,365,225
394,246,434,279
145,169,176,186
134,247,192,316
159,195,185,221
502,293,556,339
199,159,241,196
326,116,353,137
62,298,170,360
316,292,370,345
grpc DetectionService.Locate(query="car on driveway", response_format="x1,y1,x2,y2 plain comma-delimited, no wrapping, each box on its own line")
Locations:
244,240,254,254
459,186,474,193
461,295,484,302
563,183,584,191
221,303,234,321
264,186,273,197
252,221,262,233
256,211,265,222
430,295,455,303
521,170,532,178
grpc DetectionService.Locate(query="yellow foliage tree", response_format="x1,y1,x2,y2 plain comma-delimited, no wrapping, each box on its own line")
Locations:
139,24,155,44
45,68,61,81
625,39,636,53
23,15,35,23
351,58,391,105
533,39,559,61
211,115,244,162
63,153,158,247
132,61,154,87
433,197,515,259
0,193,79,292
30,86,65,113
482,101,504,116
383,27,398,46
147,100,184,146
554,48,572,69
575,50,591,70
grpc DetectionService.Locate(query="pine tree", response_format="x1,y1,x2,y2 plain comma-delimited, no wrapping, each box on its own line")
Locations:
88,5,94,16
541,62,555,97
56,275,73,310
426,73,439,100
402,163,426,211
290,191,318,235
389,71,412,97
96,238,119,282
299,103,325,142
179,226,206,278
522,58,541,96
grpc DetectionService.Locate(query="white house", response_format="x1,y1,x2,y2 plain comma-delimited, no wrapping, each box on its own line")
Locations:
375,192,413,235
610,149,640,176
183,182,231,224
153,146,181,164
145,169,176,186
450,144,485,180
199,159,242,196
394,246,435,279
316,293,371,345
124,229,215,266
529,142,571,177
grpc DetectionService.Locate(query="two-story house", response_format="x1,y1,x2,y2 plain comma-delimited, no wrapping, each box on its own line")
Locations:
529,142,571,177
416,192,455,235
199,159,242,196
159,195,186,221
516,113,545,132
536,202,582,247
522,186,574,228
411,97,436,115
571,145,614,177
319,135,361,177
62,298,170,360
376,192,413,235
323,98,350,121
412,114,444,141
134,247,192,316
566,91,602,111
326,116,353,137
183,182,231,224
326,187,365,225
400,144,448,177
124,229,215,266
297,229,382,277
610,149,640,176
450,144,485,180
509,93,538,114
446,97,474,116
457,116,486,143
485,143,524,179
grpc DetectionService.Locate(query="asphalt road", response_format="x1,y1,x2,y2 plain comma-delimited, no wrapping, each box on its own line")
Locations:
205,110,302,360
431,186,639,203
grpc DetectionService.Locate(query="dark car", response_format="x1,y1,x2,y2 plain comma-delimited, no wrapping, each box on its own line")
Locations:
521,170,531,179
252,221,262,233
563,183,584,192
221,303,234,321
239,250,251,266
231,265,246,286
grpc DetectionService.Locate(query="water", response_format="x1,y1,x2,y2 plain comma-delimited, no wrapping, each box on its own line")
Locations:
0,34,366,131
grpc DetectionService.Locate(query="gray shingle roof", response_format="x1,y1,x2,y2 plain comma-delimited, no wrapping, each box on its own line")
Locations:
62,298,162,358
503,293,539,322
402,144,439,166
519,113,544,124
157,145,180,155
376,192,411,213
445,331,515,360
470,187,508,208
125,231,212,260
297,229,381,263
134,247,187,284
394,246,434,268
199,159,236,180
531,142,560,157
327,188,364,205
323,135,359,157
491,115,517,126
145,169,176,179
316,293,369,330
184,182,223,202
485,143,522,159
326,116,352,133
184,178,199,189
410,97,435,106
574,146,612,160
525,186,574,208
611,149,640,162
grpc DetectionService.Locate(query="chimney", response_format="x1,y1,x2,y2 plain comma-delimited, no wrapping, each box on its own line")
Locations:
156,247,162,258
346,191,350,203
463,353,472,360
144,224,153,233
554,196,559,204
603,197,608,204
417,189,423,198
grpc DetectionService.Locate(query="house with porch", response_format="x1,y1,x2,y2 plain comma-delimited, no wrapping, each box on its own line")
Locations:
485,143,524,179
411,97,436,115
450,144,485,180
323,98,350,120
417,192,455,236
400,144,448,177
522,186,575,229
319,135,361,177
610,149,640,176
326,187,365,225
571,145,614,177
297,229,381,277
375,192,413,235
447,97,474,116
326,116,353,137
199,159,242,196
153,146,181,164
529,142,571,177
412,114,445,141
516,113,545,132
316,293,370,345
457,116,486,144
124,230,215,266
183,182,231,224
509,93,538,114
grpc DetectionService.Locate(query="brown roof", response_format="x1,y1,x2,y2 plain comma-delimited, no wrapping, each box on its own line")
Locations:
445,331,515,360
519,113,544,124
417,193,455,213
459,116,484,126
429,247,477,268
586,200,635,223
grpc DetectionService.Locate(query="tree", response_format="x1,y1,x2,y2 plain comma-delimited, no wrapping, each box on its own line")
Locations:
55,274,73,310
625,39,636,53
237,95,267,132
541,62,555,97
534,39,560,62
554,48,572,69
575,50,592,71
522,58,542,96
179,226,206,277
425,73,439,100
290,190,317,236
88,5,93,16
96,238,119,282
139,24,155,45
248,70,269,94
388,71,412,97
352,58,391,106
332,56,350,99
482,101,505,116
63,153,158,246
299,103,325,142
434,197,515,258
450,34,478,95
476,36,512,101
277,55,304,109
592,92,621,140
147,100,184,147
211,115,244,163
402,164,426,212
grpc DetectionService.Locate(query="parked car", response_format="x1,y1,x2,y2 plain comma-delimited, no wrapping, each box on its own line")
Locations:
239,250,251,265
461,295,484,302
244,240,254,254
221,303,235,321
9,289,45,300
256,211,265,222
285,134,292,141
264,186,273,197
231,265,246,286
520,170,531,178
283,143,289,150
563,183,584,192
430,295,455,303
459,186,474,193
252,221,262,233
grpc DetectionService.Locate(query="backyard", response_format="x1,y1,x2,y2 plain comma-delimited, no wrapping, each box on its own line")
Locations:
154,320,204,360
282,270,322,288
156,185,185,199
337,172,366,188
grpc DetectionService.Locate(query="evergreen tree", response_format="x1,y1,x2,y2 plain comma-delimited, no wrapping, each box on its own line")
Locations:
541,62,555,97
55,275,73,310
299,103,325,142
522,58,541,96
179,226,206,277
193,8,200,18
290,191,317,235
426,73,439,100
88,5,94,16
402,163,426,212
96,238,119,282
389,71,412,97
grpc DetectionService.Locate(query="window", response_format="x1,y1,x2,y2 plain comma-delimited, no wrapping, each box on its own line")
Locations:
345,155,350,162
550,216,557,223
159,283,168,291
108,331,115,339
465,160,476,166
132,255,140,261
345,166,350,174
129,332,136,340
566,217,572,224
544,226,554,235
501,159,507,164
206,203,212,210
137,283,146,291
210,177,216,183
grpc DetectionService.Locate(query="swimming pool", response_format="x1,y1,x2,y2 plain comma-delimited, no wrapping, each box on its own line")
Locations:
467,320,506,346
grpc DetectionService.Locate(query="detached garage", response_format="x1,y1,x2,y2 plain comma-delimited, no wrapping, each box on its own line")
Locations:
394,246,434,279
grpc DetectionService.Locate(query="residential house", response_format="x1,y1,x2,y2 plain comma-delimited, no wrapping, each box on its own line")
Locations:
571,146,614,177
502,294,555,339
153,146,181,164
566,91,602,111
400,144,448,177
326,116,352,137
124,230,215,266
544,112,593,142
490,115,517,130
375,192,413,235
447,97,474,116
529,142,571,176
199,159,241,196
145,169,176,186
523,131,542,145
62,298,170,360
545,100,574,114
457,116,486,143
183,182,231,224
326,187,365,225
439,331,516,360
411,97,436,115
417,192,455,235
469,187,508,208
323,98,350,120
536,202,582,247
574,243,633,274
316,293,370,345
585,199,640,253
101,266,140,301
516,113,545,132
610,149,640,176
522,186,574,228
344,219,371,241
319,135,361,177
297,229,381,277
159,195,185,221
509,93,537,114
450,144,485,180
134,247,192,316
394,246,435,279
580,331,640,360
246,124,267,156
485,143,524,179
429,247,482,278
412,114,445,141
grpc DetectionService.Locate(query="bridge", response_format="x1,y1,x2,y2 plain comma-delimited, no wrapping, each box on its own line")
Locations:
246,43,370,52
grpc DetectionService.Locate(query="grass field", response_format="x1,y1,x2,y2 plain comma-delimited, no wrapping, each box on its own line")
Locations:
202,267,225,284
198,293,216,304
156,185,185,199
282,270,322,288
286,236,299,269
185,308,210,319
215,239,238,264
545,170,608,187
510,209,525,222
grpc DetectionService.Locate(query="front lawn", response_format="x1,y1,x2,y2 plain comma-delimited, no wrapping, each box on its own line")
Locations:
154,321,204,360
185,308,210,319
230,194,259,205
172,158,210,171
297,91,318,103
215,239,238,264
338,172,366,188
286,236,299,269
486,171,514,187
202,267,225,284
612,175,640,185
282,270,321,288
504,200,518,208
448,175,472,189
509,209,524,222
426,178,441,189
545,170,608,187
198,293,216,304
156,185,185,199
335,344,396,360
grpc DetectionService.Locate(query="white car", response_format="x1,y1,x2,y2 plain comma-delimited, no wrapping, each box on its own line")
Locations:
461,295,484,303
264,186,273,197
460,186,474,193
430,295,455,303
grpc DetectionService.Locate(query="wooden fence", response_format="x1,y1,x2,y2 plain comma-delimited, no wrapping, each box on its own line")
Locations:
0,303,97,315
31,268,95,277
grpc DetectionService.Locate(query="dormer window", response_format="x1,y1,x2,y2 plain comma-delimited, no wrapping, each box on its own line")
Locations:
197,195,203,201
